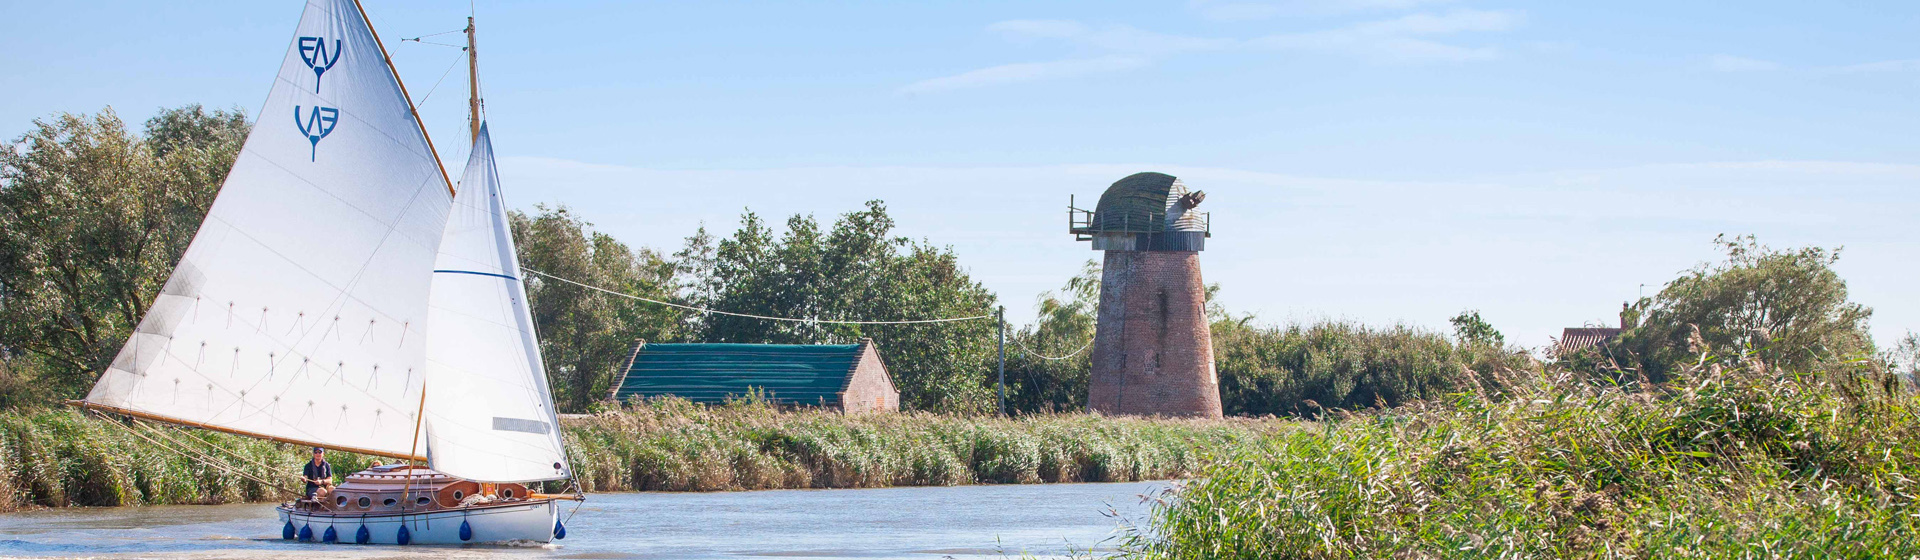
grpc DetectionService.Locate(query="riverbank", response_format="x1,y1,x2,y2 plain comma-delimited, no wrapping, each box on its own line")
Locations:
0,401,1289,511
1124,364,1920,559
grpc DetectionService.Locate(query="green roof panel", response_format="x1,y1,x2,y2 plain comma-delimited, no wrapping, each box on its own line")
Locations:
612,343,864,405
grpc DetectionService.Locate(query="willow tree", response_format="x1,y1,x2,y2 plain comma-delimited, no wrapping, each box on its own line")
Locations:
0,106,246,406
1607,235,1876,382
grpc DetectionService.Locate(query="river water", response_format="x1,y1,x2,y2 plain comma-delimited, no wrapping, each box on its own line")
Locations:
0,481,1170,559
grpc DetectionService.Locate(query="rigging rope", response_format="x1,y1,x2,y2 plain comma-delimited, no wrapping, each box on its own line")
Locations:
519,267,993,325
1013,335,1095,361
94,411,300,499
414,50,467,106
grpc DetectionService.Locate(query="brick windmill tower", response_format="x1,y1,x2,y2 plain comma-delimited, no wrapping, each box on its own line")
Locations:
1068,172,1222,418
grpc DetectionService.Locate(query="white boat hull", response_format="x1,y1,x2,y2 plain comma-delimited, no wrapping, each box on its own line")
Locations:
277,499,560,545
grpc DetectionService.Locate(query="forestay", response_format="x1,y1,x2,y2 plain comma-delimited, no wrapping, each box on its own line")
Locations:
422,124,571,483
84,0,452,459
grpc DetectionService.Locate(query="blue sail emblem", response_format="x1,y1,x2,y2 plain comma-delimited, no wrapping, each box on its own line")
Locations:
294,105,339,161
297,37,342,93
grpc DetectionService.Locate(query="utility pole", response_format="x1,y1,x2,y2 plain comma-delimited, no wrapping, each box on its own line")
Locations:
997,306,1006,416
466,16,480,142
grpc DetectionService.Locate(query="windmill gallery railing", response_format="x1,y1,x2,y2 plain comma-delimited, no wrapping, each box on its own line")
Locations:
1067,194,1211,240
1067,195,1211,250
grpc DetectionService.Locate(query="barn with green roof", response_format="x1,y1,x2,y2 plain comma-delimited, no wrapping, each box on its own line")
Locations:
610,339,899,413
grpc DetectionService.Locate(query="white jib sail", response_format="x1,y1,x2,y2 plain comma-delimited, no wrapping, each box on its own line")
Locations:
84,0,452,459
422,124,571,483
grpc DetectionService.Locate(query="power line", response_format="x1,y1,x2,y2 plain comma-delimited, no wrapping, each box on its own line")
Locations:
1013,335,1095,361
518,267,992,325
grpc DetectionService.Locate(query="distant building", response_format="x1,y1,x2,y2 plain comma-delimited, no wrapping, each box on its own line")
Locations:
610,339,899,413
1068,172,1222,418
1557,327,1624,356
1556,304,1634,357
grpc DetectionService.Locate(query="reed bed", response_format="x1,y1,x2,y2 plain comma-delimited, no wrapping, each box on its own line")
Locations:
563,397,1285,492
0,408,381,511
1123,363,1920,559
0,402,1287,511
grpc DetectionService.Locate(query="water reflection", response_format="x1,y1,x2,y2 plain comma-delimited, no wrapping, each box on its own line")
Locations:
0,481,1167,559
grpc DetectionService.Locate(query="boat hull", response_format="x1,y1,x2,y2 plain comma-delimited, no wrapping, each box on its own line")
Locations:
277,499,558,545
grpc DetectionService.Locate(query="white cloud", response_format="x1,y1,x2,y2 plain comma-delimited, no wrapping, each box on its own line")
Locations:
899,56,1149,94
1190,0,1457,20
905,8,1518,93
1248,9,1519,61
1707,54,1780,72
988,20,1234,55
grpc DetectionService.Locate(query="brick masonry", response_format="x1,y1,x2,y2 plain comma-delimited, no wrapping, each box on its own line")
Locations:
1088,250,1223,418
839,339,901,413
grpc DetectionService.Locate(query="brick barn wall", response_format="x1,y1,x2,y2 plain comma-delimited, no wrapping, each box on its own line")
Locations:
839,340,900,413
1087,250,1223,418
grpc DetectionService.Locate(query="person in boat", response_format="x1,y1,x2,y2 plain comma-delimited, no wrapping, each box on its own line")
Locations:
301,447,334,499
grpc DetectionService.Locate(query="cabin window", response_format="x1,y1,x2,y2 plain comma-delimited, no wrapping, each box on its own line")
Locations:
502,488,514,499
357,496,371,508
453,490,464,501
334,495,347,507
383,498,397,507
416,496,431,506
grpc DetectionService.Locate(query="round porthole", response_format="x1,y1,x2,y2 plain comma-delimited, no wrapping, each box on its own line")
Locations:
415,496,430,506
357,496,371,508
383,498,397,507
501,488,514,499
334,495,347,507
452,490,464,500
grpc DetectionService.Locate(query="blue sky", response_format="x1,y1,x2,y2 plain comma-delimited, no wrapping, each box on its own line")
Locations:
3,0,1917,349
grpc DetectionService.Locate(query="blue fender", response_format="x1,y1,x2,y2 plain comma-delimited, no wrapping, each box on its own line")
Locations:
355,524,370,544
396,524,411,545
459,519,473,541
321,525,337,543
553,519,567,540
297,524,313,542
282,521,296,540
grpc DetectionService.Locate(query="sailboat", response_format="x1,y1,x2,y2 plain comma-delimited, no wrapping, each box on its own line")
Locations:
72,0,578,546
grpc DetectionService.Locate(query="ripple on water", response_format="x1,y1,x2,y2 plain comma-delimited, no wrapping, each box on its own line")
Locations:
0,481,1167,559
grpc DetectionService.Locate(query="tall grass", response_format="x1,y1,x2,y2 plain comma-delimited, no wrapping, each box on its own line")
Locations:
1,402,1286,511
564,397,1283,492
0,409,381,511
1212,319,1532,417
1125,360,1920,558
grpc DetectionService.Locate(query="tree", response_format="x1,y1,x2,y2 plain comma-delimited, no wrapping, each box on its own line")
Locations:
512,205,682,413
0,106,246,405
1001,261,1099,413
1607,235,1875,382
1449,310,1504,348
1886,332,1919,388
677,201,999,412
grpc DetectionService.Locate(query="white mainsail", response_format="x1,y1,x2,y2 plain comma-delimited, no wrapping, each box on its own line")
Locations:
83,0,452,459
421,124,571,483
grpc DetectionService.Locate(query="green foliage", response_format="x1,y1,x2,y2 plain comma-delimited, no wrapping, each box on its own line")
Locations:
0,405,1281,510
675,201,999,413
1213,319,1530,417
0,106,245,406
1590,235,1876,384
563,399,1280,492
512,205,683,413
1001,260,1100,413
1449,309,1504,347
1127,361,1920,559
0,408,372,511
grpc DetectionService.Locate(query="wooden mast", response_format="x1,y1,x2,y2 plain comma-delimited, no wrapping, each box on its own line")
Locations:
467,16,481,142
